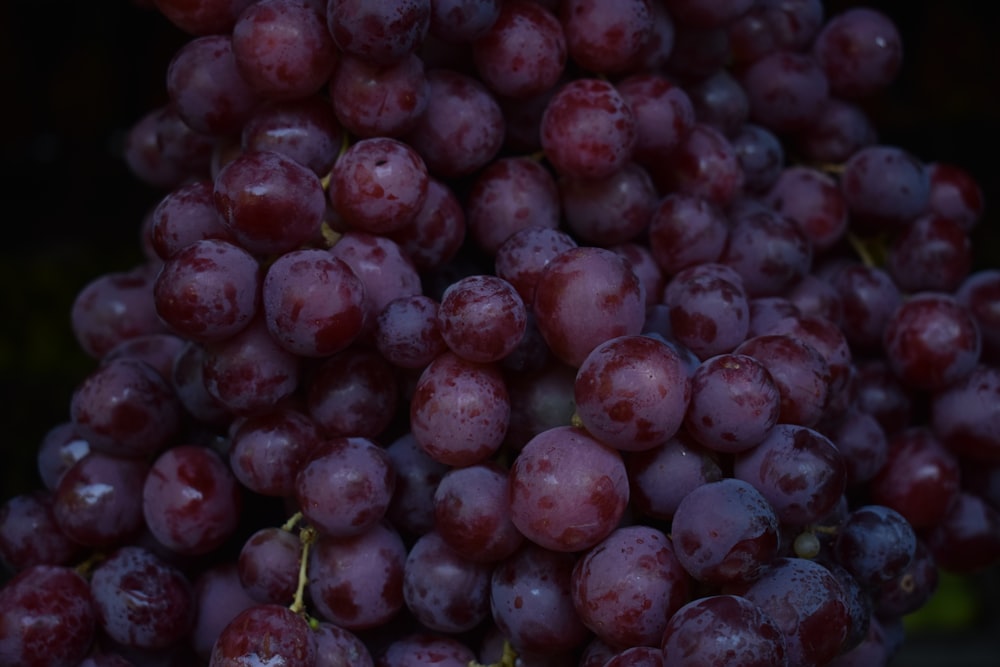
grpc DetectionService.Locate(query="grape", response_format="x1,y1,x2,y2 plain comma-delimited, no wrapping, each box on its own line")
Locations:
671,478,780,586
509,425,629,552
237,526,300,604
149,179,234,260
313,621,374,667
385,432,450,538
490,542,589,655
874,539,939,618
409,351,510,466
654,123,744,207
833,505,917,588
241,95,343,176
662,262,750,360
573,334,691,451
820,406,889,486
732,123,784,193
687,69,750,139
930,364,1000,462
230,0,338,100
615,72,696,167
924,492,1000,574
142,444,243,555
377,633,476,667
327,0,430,64
190,562,257,661
660,594,788,667
734,333,831,428
503,358,577,451
0,565,96,667
647,193,729,276
559,0,653,74
840,144,930,231
329,52,428,138
472,0,567,99
101,333,187,382
733,423,846,527
626,431,724,521
793,96,878,164
494,226,577,306
533,246,646,367
740,51,829,134
90,546,194,650
956,269,1000,361
153,238,261,343
402,530,492,632
295,437,395,538
330,137,430,235
305,346,400,439
887,213,972,293
812,7,903,98
52,452,148,548
153,0,258,36
559,161,658,246
927,161,985,230
830,263,902,352
739,557,851,667
540,78,637,181
388,177,467,272
765,165,848,251
437,274,527,362
0,491,81,572
213,149,326,255
210,604,315,667
429,0,501,43
228,405,322,497
720,207,812,298
571,525,690,647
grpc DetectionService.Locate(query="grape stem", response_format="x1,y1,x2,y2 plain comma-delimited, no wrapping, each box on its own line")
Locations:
289,524,318,616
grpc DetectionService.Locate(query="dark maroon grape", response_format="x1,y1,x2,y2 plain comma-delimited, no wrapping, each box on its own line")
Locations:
654,123,744,207
90,546,194,650
237,527,301,605
720,207,813,299
385,432,450,538
142,444,243,555
812,6,903,98
326,0,430,65
924,492,1000,574
956,269,1000,362
378,633,476,667
616,72,695,167
241,95,343,176
560,162,657,247
509,425,628,552
830,263,902,351
306,345,400,439
0,565,96,667
927,161,984,231
494,226,578,306
735,334,831,428
626,431,724,521
313,621,374,667
53,453,148,548
437,274,527,363
820,406,889,486
149,179,234,260
571,525,690,647
36,422,92,492
647,193,729,276
765,165,847,251
229,405,322,497
472,0,566,98
874,539,938,618
663,262,750,360
0,491,81,572
210,604,316,667
740,51,829,134
930,364,1000,462
660,594,788,667
190,562,257,661
840,144,929,231
887,214,972,293
559,0,652,74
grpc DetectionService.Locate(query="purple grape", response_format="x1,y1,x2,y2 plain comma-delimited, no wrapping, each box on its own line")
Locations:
924,492,1000,574
720,207,813,298
472,0,567,98
328,52,428,138
740,51,829,134
931,364,1000,462
385,432,450,538
189,562,257,661
882,292,980,391
433,461,524,563
615,72,696,167
793,96,878,164
101,333,187,382
503,359,577,451
765,165,848,251
330,137,430,235
733,423,846,527
956,269,1000,362
728,0,824,63
149,179,234,260
123,104,215,189
687,69,750,139
0,491,80,573
142,444,243,555
409,351,510,466
402,68,505,178
647,193,729,276
0,565,96,667
840,144,930,231
739,557,850,667
654,123,744,207
402,530,492,633
489,543,589,655
213,149,326,255
70,265,167,360
377,633,476,667
829,263,902,351
170,340,232,425
571,525,690,647
36,422,92,492
573,334,691,451
154,0,257,36
70,357,181,459
237,526,301,605
732,123,785,193
241,95,343,176
663,0,754,29
509,425,629,552
874,539,939,618
559,0,653,74
305,346,400,438
374,295,448,370
295,437,395,538
437,274,527,363
153,238,261,343
388,177,467,272
533,246,646,367
886,214,972,293
812,6,903,98
166,34,262,136
663,263,751,360
229,405,322,497
559,161,658,246
927,161,985,231
493,226,578,306
326,0,430,65
820,406,889,486
313,621,374,667
735,334,831,428
90,546,194,650
684,353,781,453
612,242,666,307
209,604,315,667
540,78,637,181
307,520,406,630
52,453,148,548
660,594,788,667
834,505,917,588
626,431,723,521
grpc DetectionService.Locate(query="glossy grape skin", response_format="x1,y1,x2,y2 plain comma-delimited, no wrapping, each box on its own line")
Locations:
956,269,1000,362
329,52,428,138
237,526,301,605
882,292,980,392
89,546,194,650
812,6,903,98
402,530,492,633
377,633,477,667
326,0,430,65
0,565,96,667
307,520,407,631
739,557,851,667
228,405,322,497
494,226,578,307
930,364,1000,462
533,246,646,367
306,345,400,439
313,621,374,667
626,432,723,521
560,0,653,74
388,177,467,272
924,492,1000,574
209,604,315,667
540,78,637,181
571,525,690,647
241,95,343,176
615,72,696,167
660,594,788,667
671,478,780,587
509,425,629,552
295,437,396,538
834,505,917,588
437,274,527,363
720,207,813,299
662,263,750,361
489,542,589,655
840,144,929,231
647,193,728,276
886,214,972,293
52,453,148,548
0,491,81,572
142,444,243,556
735,334,831,428
733,423,846,527
573,334,691,452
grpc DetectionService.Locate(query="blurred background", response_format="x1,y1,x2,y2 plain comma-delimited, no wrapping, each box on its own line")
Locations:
0,0,998,663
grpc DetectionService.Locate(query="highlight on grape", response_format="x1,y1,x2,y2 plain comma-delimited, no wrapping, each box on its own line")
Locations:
2,1,999,666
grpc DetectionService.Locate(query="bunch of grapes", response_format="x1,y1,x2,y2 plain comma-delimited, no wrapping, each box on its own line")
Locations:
2,1,999,666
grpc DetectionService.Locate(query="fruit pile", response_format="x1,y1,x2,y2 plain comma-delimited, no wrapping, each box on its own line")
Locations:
2,1,999,666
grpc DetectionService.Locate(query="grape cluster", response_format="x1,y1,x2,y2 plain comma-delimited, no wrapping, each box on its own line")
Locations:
2,1,999,666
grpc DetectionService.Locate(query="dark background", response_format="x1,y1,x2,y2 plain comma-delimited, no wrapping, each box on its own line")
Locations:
0,0,998,662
